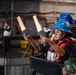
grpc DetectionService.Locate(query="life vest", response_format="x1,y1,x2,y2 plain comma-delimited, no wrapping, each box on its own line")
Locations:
48,38,76,63
71,26,76,33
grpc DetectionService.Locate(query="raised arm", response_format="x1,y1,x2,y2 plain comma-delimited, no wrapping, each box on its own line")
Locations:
23,35,40,50
40,36,65,56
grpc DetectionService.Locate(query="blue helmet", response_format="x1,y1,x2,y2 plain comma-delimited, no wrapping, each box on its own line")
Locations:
53,19,72,33
71,19,76,26
58,12,73,24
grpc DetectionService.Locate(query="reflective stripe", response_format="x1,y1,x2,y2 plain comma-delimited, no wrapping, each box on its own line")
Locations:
47,51,55,61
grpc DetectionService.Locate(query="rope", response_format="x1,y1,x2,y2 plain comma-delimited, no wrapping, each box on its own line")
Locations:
19,41,38,63
19,42,31,63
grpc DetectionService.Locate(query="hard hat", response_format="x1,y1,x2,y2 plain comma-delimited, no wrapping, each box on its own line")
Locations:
71,19,76,26
53,19,72,33
58,12,73,24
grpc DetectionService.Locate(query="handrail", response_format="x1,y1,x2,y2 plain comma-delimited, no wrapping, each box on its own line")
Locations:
0,63,29,67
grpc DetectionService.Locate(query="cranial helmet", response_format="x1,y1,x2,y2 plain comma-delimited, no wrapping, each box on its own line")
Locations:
53,19,72,33
58,12,73,24
71,19,76,26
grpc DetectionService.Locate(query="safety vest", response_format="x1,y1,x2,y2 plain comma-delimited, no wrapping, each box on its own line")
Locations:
48,38,76,63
